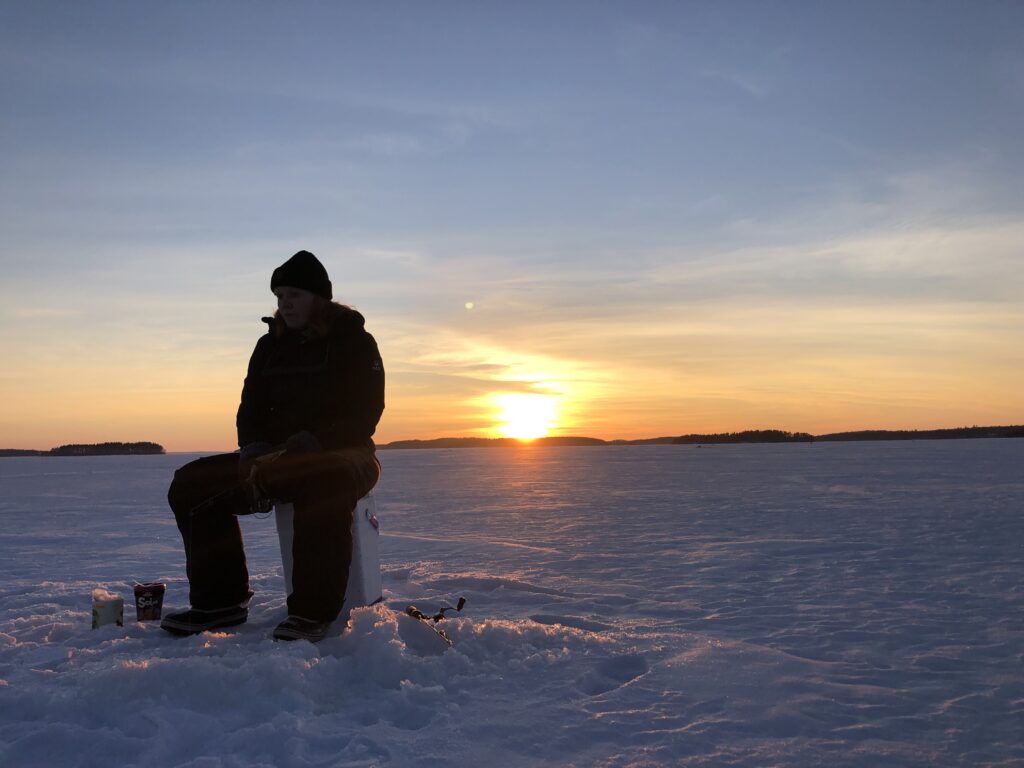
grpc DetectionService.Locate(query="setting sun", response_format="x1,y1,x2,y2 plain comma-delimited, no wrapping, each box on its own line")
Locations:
493,393,559,440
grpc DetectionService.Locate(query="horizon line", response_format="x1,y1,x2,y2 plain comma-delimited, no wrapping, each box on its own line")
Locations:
5,423,1023,454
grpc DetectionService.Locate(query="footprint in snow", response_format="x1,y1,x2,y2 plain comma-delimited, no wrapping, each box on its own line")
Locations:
576,654,649,696
530,614,615,633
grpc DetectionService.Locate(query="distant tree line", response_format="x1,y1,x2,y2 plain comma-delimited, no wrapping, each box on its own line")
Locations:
815,426,1024,441
381,436,607,450
50,442,165,456
380,432,817,449
0,442,166,457
379,426,1023,450
673,430,814,444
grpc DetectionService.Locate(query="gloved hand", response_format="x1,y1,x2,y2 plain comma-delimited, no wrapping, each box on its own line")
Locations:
237,438,274,475
241,474,272,514
285,431,322,455
238,434,320,510
238,441,276,513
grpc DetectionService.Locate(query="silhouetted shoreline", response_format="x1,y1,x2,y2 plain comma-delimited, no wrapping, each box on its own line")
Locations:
0,442,166,457
380,426,1024,450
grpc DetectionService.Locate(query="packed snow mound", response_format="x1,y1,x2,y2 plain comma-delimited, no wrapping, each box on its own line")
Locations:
2,599,633,768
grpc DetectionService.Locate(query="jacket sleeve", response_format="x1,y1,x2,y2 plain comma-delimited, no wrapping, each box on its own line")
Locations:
319,329,385,449
236,336,271,449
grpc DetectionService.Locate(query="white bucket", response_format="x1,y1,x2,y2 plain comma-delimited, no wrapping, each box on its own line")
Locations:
275,492,382,621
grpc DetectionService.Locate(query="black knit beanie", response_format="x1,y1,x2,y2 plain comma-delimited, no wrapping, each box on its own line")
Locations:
270,250,333,300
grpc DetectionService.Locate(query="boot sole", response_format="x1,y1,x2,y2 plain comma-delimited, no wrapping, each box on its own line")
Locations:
272,623,329,642
160,615,247,636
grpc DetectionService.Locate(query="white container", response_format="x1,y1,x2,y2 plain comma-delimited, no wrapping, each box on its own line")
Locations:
275,492,382,622
91,588,124,629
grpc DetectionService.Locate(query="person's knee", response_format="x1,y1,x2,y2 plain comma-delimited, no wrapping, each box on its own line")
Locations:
167,471,191,518
167,460,209,517
329,447,380,496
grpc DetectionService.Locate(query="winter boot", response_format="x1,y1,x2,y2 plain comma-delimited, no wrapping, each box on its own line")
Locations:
273,615,331,642
160,593,253,636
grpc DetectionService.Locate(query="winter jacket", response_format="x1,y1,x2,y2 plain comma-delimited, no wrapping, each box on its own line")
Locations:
236,304,384,452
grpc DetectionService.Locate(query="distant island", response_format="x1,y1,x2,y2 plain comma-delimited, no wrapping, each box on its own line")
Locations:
814,426,1024,441
380,426,1024,449
0,442,166,458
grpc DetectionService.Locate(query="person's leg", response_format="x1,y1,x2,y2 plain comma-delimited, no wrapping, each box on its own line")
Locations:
167,453,253,609
267,448,380,622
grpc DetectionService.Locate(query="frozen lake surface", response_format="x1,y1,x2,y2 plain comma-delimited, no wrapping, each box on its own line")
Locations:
1,440,1022,767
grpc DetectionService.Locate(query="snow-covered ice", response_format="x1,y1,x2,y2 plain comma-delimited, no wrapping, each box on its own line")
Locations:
1,440,1022,767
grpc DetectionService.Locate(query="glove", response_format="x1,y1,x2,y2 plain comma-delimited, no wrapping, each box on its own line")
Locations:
239,441,275,478
238,434,319,511
241,472,272,514
285,431,322,455
238,442,276,513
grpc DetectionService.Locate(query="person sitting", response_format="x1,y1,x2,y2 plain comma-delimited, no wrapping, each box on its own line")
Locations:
161,250,384,642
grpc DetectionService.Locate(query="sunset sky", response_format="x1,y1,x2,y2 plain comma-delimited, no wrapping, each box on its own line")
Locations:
2,2,1022,451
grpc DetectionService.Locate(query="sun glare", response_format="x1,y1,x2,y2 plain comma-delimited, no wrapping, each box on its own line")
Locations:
493,393,558,440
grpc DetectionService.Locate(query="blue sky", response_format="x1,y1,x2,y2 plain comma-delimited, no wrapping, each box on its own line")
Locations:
2,2,1022,449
